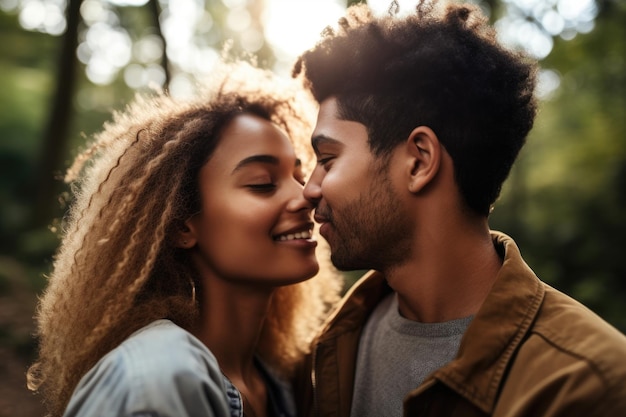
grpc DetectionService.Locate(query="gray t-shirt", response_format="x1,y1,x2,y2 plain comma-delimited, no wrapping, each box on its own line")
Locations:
350,293,473,417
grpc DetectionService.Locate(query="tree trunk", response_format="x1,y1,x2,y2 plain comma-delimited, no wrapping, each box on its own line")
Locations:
148,0,170,88
33,0,83,227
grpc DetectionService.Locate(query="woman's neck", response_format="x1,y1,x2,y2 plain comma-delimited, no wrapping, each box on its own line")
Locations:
196,284,273,376
195,281,273,417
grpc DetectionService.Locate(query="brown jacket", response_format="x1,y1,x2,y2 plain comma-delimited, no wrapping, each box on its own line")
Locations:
295,232,626,416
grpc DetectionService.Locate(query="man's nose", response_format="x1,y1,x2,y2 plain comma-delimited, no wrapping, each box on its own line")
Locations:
303,167,323,205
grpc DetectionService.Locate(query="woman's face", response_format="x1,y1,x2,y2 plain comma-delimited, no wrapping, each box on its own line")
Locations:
184,113,319,286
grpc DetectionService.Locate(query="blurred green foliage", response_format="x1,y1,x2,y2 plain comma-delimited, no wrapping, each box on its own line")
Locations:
0,1,624,414
0,11,56,262
0,0,624,369
490,0,626,330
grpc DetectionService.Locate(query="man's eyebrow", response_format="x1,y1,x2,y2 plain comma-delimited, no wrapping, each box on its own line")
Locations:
232,155,279,173
311,135,342,153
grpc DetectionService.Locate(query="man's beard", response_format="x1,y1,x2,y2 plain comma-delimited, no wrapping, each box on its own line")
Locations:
323,174,412,272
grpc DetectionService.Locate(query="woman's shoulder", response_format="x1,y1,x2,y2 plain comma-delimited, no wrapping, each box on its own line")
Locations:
64,320,231,417
121,319,217,371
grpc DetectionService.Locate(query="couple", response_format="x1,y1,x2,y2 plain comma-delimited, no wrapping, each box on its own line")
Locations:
28,2,626,417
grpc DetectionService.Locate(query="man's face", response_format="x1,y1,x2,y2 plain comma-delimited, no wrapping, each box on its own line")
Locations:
304,97,412,271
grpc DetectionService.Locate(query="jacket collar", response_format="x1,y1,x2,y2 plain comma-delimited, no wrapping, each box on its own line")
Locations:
421,231,545,413
314,268,391,342
316,231,545,414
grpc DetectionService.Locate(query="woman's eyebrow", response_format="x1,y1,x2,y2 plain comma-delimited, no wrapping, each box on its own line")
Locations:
232,155,279,174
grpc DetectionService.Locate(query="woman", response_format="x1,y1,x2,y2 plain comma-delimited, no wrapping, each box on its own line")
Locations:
27,62,341,417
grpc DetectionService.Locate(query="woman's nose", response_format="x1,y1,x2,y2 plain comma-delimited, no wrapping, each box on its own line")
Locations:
286,178,314,213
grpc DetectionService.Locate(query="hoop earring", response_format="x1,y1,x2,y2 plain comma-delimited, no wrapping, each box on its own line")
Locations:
189,278,196,304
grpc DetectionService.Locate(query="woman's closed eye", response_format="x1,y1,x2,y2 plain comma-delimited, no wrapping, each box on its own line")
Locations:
247,183,276,192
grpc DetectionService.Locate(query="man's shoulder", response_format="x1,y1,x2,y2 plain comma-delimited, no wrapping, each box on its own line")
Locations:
493,230,626,379
482,282,626,415
525,286,626,396
533,285,626,353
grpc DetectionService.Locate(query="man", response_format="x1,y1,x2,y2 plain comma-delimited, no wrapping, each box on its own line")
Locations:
292,1,626,416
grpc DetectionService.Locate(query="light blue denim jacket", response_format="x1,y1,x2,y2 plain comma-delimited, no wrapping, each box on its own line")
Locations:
63,319,295,417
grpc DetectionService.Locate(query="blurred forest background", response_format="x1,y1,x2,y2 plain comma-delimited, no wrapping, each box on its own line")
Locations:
0,0,624,415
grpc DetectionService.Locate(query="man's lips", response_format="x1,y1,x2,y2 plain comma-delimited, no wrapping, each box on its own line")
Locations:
313,212,332,240
313,213,328,224
313,205,332,223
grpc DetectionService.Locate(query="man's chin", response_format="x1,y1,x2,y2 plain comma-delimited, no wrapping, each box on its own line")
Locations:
330,253,365,272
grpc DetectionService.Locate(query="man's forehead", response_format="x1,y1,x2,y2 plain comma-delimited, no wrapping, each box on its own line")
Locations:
315,97,341,123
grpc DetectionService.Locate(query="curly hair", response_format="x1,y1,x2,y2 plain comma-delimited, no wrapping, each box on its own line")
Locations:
293,0,538,215
28,62,341,417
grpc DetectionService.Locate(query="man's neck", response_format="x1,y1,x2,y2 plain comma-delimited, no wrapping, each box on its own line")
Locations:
383,223,501,323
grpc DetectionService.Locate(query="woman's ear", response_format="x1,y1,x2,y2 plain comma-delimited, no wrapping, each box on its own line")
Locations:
405,126,441,194
174,221,197,249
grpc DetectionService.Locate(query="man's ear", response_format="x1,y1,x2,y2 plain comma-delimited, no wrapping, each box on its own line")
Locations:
405,126,441,194
174,220,197,249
